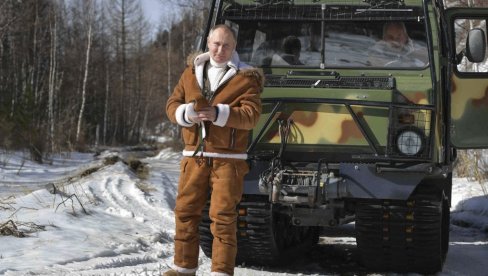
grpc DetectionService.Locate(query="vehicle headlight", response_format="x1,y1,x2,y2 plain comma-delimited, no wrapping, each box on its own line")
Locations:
396,128,424,156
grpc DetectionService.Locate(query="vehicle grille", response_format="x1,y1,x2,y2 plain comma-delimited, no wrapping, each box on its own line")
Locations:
265,75,395,89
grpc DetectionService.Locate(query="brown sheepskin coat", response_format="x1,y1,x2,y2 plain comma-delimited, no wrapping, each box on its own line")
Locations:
166,52,264,157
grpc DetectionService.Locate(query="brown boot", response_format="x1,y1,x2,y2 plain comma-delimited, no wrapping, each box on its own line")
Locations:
162,269,196,276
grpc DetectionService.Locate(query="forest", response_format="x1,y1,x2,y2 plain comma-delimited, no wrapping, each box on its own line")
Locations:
0,0,207,161
0,0,486,185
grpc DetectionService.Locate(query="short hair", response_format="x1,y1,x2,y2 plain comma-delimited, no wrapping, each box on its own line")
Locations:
382,22,408,38
282,35,301,54
208,24,237,42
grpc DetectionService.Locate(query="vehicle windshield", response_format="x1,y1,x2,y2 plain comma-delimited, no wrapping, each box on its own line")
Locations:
221,1,429,68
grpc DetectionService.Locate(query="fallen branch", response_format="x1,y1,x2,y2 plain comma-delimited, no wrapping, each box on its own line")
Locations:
16,221,46,233
0,220,25,237
0,197,15,211
16,158,26,175
8,206,38,219
55,194,88,215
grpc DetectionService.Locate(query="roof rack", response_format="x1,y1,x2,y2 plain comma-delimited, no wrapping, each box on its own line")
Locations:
222,2,423,21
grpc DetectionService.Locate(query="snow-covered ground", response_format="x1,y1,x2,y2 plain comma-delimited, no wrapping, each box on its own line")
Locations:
0,149,487,275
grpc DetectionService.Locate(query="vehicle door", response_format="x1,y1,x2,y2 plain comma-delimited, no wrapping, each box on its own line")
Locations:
445,5,488,148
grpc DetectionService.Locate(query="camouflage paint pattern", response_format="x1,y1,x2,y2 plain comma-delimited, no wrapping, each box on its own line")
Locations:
226,0,463,158
259,104,385,146
253,69,433,151
450,73,488,148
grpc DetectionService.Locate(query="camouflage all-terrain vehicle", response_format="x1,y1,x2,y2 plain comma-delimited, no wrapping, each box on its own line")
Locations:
198,0,488,273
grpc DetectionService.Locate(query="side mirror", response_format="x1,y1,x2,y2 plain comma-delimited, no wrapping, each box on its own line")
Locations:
465,28,486,63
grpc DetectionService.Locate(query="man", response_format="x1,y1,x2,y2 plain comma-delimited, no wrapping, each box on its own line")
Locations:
368,22,428,67
382,21,410,50
271,35,304,65
165,24,263,276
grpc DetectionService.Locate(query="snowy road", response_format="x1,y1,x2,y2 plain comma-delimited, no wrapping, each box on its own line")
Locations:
0,149,487,275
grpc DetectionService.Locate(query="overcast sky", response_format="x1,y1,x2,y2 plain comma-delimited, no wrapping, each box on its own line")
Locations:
141,0,182,32
141,0,164,27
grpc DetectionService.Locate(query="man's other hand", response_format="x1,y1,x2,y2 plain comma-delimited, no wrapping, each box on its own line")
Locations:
196,107,217,122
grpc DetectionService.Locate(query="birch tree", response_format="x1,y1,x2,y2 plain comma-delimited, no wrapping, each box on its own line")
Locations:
48,6,59,153
75,0,95,143
0,0,209,153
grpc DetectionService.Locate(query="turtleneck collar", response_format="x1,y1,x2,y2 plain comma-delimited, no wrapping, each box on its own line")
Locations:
209,57,228,68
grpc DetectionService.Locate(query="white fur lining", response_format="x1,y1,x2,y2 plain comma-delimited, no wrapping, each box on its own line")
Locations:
213,104,230,127
175,104,194,127
184,103,198,126
218,67,237,88
171,264,198,274
182,150,247,160
195,60,205,89
193,51,241,90
210,272,230,276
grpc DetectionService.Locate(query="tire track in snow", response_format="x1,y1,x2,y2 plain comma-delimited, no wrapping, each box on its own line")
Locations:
1,152,181,275
17,254,164,275
148,161,179,211
145,164,178,240
109,178,146,221
104,175,166,224
101,177,137,220
98,166,175,250
0,160,105,197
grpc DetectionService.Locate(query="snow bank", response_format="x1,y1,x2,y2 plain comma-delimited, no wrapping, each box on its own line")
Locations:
0,150,487,275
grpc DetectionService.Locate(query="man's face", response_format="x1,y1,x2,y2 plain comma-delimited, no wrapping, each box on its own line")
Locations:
384,24,408,50
207,27,236,64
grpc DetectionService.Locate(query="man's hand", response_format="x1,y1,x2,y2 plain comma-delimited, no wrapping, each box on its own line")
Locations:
188,115,202,123
188,107,216,123
197,107,217,122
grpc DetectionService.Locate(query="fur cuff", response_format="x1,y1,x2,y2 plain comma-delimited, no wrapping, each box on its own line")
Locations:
185,102,198,124
175,104,194,127
172,264,198,274
212,104,230,127
210,272,230,276
182,150,247,160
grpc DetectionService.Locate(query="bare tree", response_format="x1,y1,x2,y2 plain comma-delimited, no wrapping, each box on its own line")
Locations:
75,0,95,143
0,0,207,154
100,2,111,146
166,17,174,98
48,5,59,153
127,3,150,142
107,0,141,143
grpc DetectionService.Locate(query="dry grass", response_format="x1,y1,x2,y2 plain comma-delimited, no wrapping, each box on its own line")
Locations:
0,220,25,237
455,149,488,195
136,181,157,194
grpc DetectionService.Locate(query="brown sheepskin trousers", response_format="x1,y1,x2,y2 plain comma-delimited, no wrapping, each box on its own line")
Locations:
173,157,249,275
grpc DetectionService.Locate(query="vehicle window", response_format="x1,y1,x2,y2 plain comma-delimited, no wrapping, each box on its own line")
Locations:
231,20,428,69
454,18,488,73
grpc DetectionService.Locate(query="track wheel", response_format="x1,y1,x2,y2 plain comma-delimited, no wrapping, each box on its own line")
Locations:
356,185,449,274
199,195,319,265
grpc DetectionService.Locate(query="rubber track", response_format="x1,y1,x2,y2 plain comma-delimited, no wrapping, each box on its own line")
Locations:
236,200,281,264
356,191,444,274
199,196,281,265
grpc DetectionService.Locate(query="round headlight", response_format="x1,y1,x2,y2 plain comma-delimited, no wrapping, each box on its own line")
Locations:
396,129,424,156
